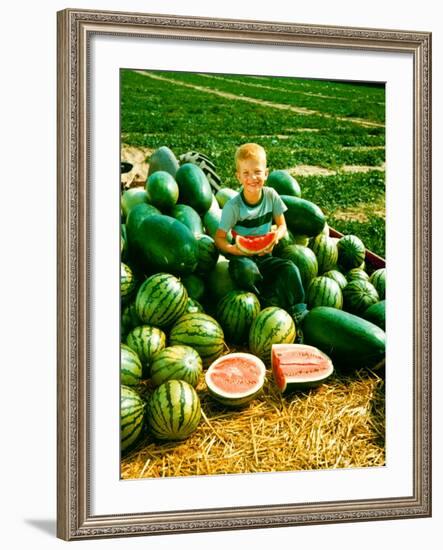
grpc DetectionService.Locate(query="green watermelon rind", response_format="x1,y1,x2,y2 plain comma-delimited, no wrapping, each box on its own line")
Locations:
136,273,188,328
169,312,225,367
249,307,296,365
306,276,343,309
150,345,203,388
147,380,201,440
120,344,143,386
121,385,146,452
216,290,261,344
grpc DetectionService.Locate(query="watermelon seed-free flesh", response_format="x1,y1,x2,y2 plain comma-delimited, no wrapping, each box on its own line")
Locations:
205,353,266,407
271,344,334,393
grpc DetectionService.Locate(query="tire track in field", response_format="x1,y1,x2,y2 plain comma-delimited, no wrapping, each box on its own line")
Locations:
197,73,385,106
134,70,384,129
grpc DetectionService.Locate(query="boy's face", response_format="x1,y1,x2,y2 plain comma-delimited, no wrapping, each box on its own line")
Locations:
236,157,268,194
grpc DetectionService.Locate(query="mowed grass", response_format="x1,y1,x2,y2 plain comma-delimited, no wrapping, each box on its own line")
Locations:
121,69,385,256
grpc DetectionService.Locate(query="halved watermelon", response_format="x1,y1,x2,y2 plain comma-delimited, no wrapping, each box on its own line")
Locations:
205,353,266,407
271,344,334,393
235,232,277,255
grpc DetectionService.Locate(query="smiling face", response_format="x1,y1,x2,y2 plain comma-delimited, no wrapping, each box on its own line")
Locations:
236,157,269,201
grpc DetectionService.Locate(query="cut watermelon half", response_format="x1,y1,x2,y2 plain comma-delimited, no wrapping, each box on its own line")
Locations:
271,344,333,393
235,232,277,255
205,352,266,407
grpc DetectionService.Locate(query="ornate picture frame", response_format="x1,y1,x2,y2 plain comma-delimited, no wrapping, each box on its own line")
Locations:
57,8,431,540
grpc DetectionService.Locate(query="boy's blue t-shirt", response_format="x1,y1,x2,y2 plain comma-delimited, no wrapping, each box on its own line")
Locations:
219,187,287,236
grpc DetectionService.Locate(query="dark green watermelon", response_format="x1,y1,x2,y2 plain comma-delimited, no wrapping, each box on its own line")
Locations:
148,146,180,178
266,170,301,197
281,195,326,237
131,214,199,275
176,163,213,214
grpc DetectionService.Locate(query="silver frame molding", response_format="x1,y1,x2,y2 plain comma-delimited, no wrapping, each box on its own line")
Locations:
57,8,432,541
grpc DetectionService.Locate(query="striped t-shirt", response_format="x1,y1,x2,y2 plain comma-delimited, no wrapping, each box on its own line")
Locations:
219,187,287,237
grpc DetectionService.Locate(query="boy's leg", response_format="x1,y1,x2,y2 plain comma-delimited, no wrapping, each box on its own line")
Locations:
255,255,307,323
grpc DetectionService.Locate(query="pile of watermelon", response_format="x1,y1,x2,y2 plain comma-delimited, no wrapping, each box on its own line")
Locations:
120,146,386,453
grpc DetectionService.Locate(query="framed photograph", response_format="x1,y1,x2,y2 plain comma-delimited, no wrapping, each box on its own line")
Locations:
57,8,431,540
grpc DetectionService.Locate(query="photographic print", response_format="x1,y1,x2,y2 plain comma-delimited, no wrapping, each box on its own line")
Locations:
57,9,430,539
119,69,386,479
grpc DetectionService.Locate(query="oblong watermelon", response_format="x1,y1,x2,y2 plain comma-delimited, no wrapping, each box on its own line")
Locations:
175,163,213,214
171,204,204,237
205,353,266,407
147,380,201,440
147,146,180,178
281,195,326,237
271,344,334,392
145,170,179,211
266,170,301,197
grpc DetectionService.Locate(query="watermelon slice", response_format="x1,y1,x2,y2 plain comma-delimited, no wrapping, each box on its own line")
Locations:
205,353,266,407
271,344,334,393
235,232,277,255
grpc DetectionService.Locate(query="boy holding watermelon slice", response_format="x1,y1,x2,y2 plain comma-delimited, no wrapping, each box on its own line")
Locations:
214,143,308,327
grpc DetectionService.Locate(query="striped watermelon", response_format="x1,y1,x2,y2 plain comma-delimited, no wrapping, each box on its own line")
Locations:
323,269,348,290
121,301,140,340
121,262,137,303
307,276,343,309
121,385,145,452
147,380,201,440
135,272,188,328
126,325,166,377
249,307,296,365
216,290,261,344
169,312,225,367
150,345,203,388
346,268,370,283
343,279,379,314
195,234,219,275
370,268,386,299
280,244,318,290
120,344,143,386
337,235,366,270
185,297,205,314
309,234,338,273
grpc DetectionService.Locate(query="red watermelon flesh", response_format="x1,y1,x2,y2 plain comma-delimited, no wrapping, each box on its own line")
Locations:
205,353,266,407
271,344,334,392
235,232,277,255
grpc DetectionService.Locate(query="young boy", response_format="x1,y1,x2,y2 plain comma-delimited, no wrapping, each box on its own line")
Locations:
214,143,307,326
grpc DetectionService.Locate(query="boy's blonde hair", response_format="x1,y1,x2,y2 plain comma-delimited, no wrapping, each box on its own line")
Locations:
235,143,267,168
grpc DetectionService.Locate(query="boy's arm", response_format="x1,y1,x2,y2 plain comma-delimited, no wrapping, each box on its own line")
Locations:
273,213,287,242
214,229,244,256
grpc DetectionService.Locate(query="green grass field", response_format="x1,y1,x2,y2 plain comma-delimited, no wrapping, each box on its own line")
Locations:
121,69,385,256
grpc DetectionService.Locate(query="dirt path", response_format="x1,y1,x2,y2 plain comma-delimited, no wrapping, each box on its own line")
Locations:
134,71,384,129
197,73,385,106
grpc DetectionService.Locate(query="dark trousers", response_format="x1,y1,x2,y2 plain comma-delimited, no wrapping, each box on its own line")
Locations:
229,254,305,314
